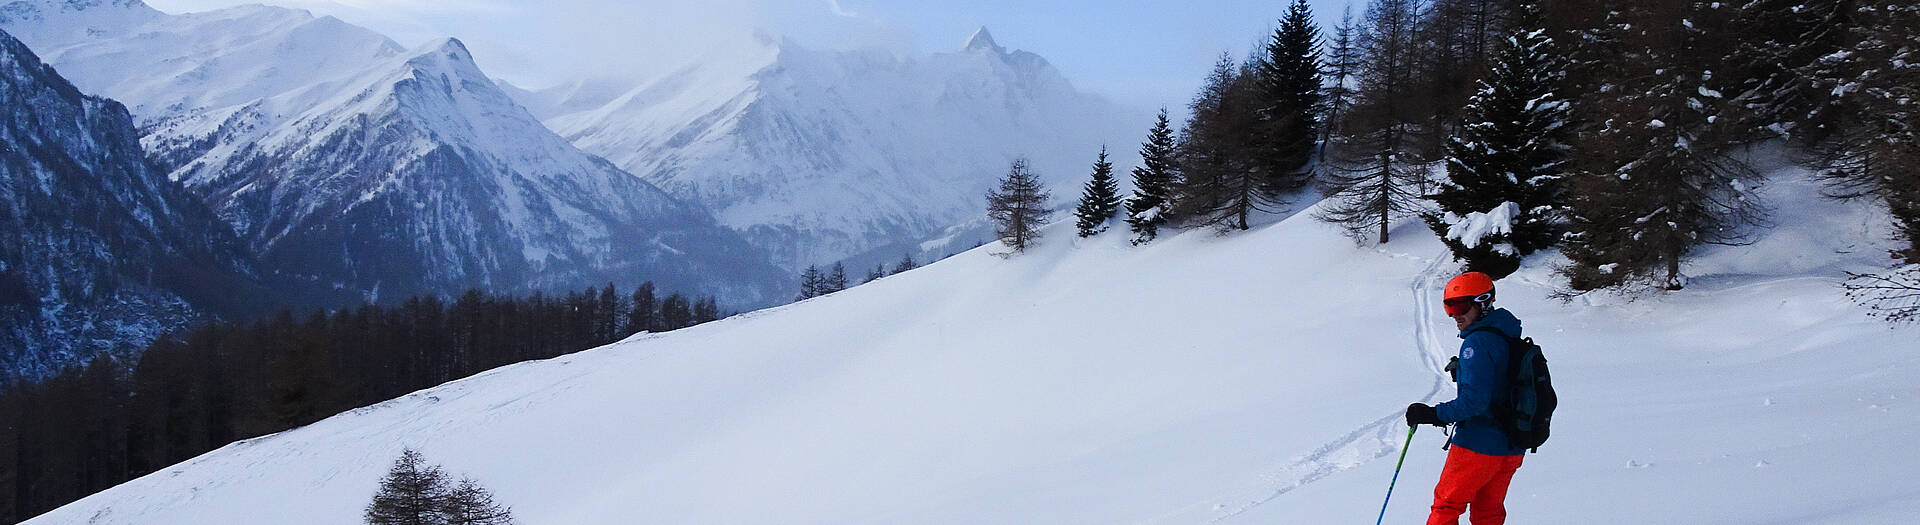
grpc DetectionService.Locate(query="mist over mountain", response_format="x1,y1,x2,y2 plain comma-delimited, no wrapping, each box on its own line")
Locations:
518,26,1150,271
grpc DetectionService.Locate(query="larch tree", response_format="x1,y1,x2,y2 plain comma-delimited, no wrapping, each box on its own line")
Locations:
1318,0,1430,244
986,158,1054,253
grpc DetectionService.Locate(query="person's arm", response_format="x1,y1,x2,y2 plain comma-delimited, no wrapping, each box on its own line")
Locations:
1435,332,1502,423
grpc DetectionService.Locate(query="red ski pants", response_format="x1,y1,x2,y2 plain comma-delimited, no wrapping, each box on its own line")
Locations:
1426,445,1523,525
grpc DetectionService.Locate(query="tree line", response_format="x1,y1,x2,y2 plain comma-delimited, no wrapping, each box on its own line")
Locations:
1048,0,1916,299
0,282,721,522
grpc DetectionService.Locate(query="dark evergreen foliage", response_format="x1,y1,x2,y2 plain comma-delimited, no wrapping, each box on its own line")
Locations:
1801,0,1920,262
892,253,918,274
1074,146,1124,237
1253,0,1324,196
1422,5,1572,278
0,283,717,521
1126,109,1182,243
985,158,1054,252
863,264,887,284
1559,1,1766,291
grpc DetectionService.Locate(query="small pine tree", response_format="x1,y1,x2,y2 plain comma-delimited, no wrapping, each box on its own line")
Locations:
796,265,822,301
863,264,886,283
892,253,917,274
825,263,848,294
366,449,450,525
985,158,1054,252
1074,146,1124,237
1126,109,1181,243
626,282,657,334
441,477,514,525
1422,4,1572,278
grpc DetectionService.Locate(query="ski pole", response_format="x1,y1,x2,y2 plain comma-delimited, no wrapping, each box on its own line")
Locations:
1376,425,1417,525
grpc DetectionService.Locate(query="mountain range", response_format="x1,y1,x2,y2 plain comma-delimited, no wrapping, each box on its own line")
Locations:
0,0,790,309
512,27,1149,271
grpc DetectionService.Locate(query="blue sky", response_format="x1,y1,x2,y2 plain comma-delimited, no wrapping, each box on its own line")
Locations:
144,0,1355,113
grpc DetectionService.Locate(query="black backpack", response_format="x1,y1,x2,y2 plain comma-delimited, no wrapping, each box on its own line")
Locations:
1467,327,1557,452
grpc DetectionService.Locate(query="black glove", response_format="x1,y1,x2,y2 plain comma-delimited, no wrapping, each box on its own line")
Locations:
1406,403,1443,427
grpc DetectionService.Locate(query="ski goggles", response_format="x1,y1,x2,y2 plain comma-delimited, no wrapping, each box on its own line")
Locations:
1442,293,1493,316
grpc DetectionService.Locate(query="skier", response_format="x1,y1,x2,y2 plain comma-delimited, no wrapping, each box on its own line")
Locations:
1405,271,1525,525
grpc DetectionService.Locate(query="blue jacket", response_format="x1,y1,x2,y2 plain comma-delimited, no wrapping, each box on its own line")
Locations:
1435,308,1526,456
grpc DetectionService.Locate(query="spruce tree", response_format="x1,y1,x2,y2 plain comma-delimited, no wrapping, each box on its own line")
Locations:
1255,0,1323,196
1804,1,1920,262
1318,0,1429,243
1560,1,1765,291
1422,4,1572,278
1074,146,1123,237
366,449,449,525
985,158,1054,252
1126,109,1181,243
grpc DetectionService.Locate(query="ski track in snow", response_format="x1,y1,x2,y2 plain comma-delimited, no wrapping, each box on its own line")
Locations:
1197,251,1452,523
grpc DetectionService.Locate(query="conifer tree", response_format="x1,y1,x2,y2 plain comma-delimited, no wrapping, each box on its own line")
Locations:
1177,55,1271,230
366,449,449,525
1074,146,1124,237
825,263,848,294
1803,0,1920,262
796,265,822,301
1560,1,1766,291
441,477,514,525
986,158,1054,252
892,253,917,274
1255,0,1324,196
1320,5,1360,163
1318,0,1429,243
660,293,693,330
1127,109,1181,243
863,264,886,284
692,297,720,325
1423,4,1572,278
626,282,657,334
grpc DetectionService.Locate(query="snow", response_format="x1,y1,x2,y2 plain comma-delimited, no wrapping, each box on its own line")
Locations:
23,162,1919,523
1442,201,1519,251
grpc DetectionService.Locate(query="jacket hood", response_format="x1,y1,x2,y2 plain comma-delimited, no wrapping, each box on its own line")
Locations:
1459,307,1522,339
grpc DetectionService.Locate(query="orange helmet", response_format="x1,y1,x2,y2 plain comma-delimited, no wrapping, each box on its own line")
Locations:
1443,272,1495,316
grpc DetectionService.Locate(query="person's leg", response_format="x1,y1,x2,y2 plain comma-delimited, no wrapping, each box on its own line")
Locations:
1427,447,1499,525
1466,454,1523,525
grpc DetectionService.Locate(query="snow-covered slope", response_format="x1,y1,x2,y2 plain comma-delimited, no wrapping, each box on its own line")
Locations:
0,0,788,306
525,28,1150,272
0,26,261,380
27,162,1917,523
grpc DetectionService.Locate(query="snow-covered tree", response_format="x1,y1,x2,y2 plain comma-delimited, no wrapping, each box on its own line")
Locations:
986,158,1054,253
1318,0,1430,243
1803,0,1920,262
1074,146,1123,237
1423,4,1572,278
1127,109,1181,243
1560,1,1766,291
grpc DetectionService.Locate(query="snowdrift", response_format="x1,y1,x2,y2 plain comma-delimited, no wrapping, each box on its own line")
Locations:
29,167,1919,523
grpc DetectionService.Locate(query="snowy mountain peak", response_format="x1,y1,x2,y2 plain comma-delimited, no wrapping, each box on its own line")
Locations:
962,26,1003,54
